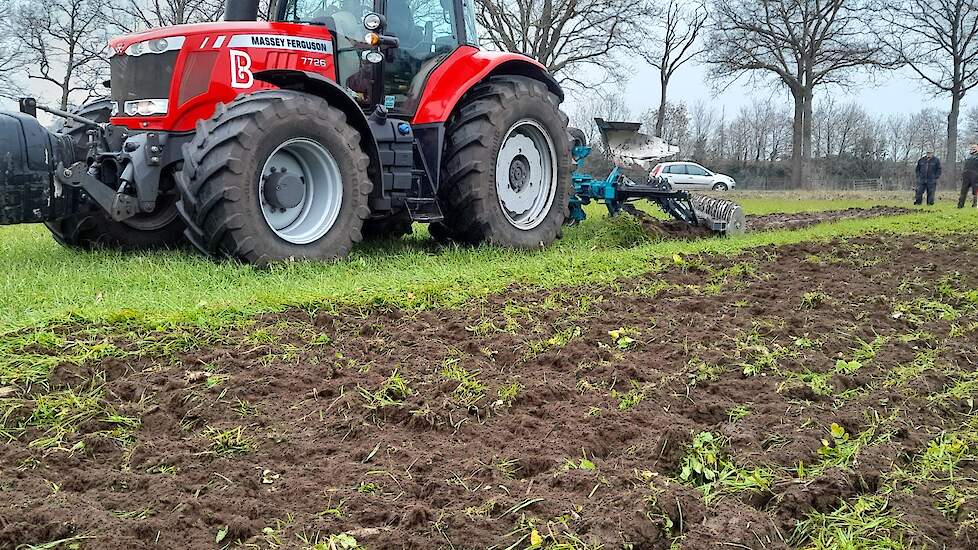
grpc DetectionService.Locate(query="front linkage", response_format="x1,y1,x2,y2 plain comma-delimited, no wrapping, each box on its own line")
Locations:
0,98,186,227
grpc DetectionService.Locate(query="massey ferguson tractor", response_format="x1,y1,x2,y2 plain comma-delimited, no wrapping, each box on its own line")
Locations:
0,0,741,264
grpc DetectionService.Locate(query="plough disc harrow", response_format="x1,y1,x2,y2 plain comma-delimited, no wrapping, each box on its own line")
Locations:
567,119,745,236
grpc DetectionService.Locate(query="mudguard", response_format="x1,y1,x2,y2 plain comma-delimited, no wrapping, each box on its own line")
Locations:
412,46,563,125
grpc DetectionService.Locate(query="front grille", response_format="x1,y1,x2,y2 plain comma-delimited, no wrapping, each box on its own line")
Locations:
110,51,178,113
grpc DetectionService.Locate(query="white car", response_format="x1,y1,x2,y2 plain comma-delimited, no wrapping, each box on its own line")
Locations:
650,162,737,191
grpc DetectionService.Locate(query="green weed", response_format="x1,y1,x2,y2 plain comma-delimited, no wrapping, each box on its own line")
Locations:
791,495,906,549
611,382,645,411
202,425,254,455
526,325,582,357
726,404,752,423
608,327,640,350
358,369,411,410
496,381,523,406
678,431,774,503
441,359,486,407
801,290,832,309
1,387,139,449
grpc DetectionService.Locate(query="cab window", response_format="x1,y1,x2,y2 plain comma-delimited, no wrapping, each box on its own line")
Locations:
686,164,708,176
383,0,460,115
279,0,374,103
462,0,479,45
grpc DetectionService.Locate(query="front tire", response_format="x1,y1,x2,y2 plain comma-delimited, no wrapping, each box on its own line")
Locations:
45,99,185,250
175,91,372,264
712,182,729,191
438,76,570,248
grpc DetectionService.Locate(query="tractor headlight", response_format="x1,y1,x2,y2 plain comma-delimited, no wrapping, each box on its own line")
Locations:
124,99,169,117
363,50,384,64
123,35,185,57
363,12,384,30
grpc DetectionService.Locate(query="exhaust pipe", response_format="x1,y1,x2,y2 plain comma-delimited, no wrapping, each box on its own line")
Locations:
0,111,77,225
224,0,260,21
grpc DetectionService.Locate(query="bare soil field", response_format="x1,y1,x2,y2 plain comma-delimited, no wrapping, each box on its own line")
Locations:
2,215,978,549
633,205,915,239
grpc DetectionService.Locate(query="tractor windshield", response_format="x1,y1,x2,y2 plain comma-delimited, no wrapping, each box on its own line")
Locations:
279,0,370,24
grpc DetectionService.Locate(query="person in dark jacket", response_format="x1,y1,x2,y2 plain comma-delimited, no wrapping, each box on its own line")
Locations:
959,143,978,208
915,151,942,206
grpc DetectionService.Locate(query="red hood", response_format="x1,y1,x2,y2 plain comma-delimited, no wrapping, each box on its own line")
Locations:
108,21,306,53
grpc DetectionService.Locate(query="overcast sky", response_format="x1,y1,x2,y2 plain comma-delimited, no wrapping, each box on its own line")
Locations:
565,58,969,122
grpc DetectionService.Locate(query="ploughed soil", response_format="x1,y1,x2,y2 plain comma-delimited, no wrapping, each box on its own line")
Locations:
3,230,978,549
633,205,914,239
745,206,914,231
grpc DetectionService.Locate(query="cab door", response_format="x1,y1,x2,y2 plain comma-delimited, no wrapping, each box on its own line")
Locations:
382,0,462,116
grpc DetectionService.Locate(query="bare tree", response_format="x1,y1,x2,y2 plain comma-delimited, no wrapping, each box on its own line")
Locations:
108,0,224,32
642,0,707,137
878,0,978,185
16,0,110,110
569,91,633,148
0,0,26,100
688,99,716,160
706,0,886,186
884,113,917,161
475,0,649,86
642,101,689,151
964,105,978,145
911,107,948,155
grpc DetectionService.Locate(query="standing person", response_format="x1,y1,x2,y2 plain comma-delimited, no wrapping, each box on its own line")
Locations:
959,143,978,209
914,151,942,206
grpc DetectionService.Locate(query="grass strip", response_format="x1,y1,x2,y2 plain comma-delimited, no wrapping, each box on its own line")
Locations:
0,203,970,335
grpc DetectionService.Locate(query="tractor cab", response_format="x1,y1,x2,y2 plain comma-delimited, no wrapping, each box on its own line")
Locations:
275,0,480,116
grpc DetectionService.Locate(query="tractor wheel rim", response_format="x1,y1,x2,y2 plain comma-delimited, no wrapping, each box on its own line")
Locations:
259,138,343,245
495,119,557,231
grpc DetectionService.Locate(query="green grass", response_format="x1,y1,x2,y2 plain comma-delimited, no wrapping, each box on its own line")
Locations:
792,495,907,549
0,195,970,334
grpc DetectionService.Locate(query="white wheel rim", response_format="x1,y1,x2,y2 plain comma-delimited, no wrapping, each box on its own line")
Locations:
259,138,343,245
495,119,558,231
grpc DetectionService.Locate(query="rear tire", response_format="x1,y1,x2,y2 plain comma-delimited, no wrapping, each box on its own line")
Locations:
438,76,570,248
175,90,372,264
45,99,186,250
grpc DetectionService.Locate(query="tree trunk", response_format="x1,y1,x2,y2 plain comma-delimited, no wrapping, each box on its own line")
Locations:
655,74,668,138
946,92,961,189
802,86,814,189
60,85,70,111
790,90,804,188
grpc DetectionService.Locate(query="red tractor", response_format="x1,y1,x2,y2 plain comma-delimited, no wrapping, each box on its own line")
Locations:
0,0,570,263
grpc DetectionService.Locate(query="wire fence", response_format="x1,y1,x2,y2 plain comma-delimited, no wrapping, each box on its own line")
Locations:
736,175,923,192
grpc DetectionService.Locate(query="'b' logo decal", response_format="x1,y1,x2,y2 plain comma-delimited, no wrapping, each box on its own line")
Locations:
230,50,254,89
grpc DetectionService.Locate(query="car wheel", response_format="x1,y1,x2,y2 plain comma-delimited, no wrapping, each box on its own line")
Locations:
712,182,729,191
